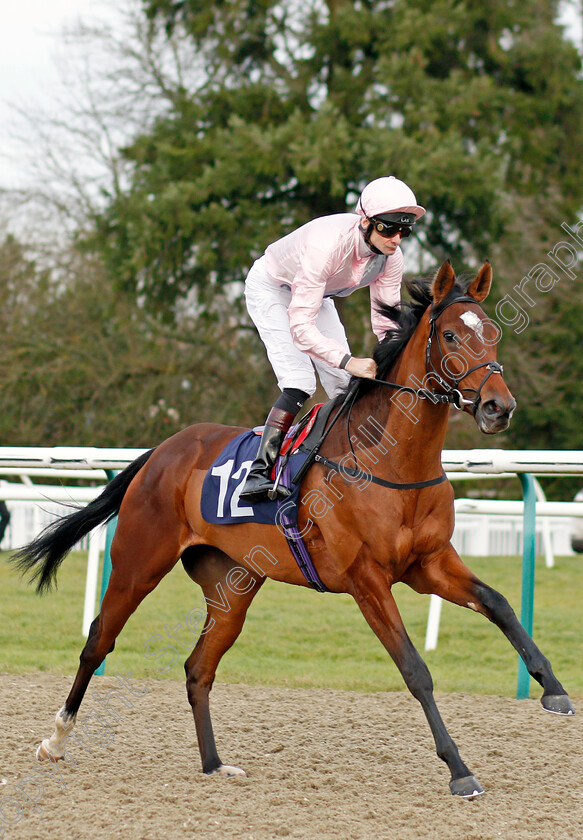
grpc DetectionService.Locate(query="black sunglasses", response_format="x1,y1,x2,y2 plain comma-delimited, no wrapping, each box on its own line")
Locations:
371,220,413,239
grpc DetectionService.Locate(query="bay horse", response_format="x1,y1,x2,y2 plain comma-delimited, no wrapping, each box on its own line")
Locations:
13,260,574,799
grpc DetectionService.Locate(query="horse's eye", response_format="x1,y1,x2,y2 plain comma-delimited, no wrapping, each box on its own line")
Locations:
442,330,456,343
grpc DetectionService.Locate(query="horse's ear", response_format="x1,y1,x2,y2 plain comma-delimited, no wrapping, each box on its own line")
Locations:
432,260,456,305
466,261,492,302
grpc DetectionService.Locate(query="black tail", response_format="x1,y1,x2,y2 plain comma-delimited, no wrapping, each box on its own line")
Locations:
10,448,155,593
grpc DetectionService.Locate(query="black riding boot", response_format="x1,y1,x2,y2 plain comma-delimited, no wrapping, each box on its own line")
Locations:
239,408,295,503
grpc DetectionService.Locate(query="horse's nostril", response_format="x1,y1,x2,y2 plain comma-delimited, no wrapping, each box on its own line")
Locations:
481,398,516,420
482,400,503,417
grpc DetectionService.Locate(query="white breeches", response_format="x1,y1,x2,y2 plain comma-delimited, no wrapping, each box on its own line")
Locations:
244,256,351,398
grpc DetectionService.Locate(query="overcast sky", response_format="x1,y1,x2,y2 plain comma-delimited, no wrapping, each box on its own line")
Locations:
1,0,582,196
0,0,120,191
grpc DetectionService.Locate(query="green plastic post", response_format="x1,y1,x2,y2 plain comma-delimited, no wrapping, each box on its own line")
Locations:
516,472,536,700
94,469,119,676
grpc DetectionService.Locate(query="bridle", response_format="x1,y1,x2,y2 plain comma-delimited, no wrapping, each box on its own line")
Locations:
290,294,505,493
373,294,503,414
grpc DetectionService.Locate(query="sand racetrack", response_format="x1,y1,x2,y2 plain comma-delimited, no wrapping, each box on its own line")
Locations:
1,673,581,840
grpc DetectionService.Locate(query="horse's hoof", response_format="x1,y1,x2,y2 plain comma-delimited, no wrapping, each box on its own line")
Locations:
214,764,246,778
449,775,484,799
36,739,61,762
541,695,575,716
217,764,246,777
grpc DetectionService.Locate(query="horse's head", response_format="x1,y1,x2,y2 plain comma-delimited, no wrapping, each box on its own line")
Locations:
429,260,516,434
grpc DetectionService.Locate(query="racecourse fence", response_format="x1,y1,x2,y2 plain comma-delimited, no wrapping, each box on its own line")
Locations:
1,449,582,557
0,496,577,558
1,446,582,694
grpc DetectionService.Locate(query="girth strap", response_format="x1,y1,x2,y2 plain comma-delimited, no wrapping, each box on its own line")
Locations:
312,453,447,490
276,462,329,593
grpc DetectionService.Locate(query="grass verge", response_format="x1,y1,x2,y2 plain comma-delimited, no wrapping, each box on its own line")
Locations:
1,550,581,698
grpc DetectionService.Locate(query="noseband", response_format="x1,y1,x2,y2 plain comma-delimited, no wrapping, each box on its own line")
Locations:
373,294,503,413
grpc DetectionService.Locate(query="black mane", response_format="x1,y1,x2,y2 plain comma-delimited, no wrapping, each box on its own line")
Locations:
342,274,472,400
372,277,433,381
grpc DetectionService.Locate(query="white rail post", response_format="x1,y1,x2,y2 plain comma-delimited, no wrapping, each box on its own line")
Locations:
82,531,101,637
425,595,443,651
532,477,554,568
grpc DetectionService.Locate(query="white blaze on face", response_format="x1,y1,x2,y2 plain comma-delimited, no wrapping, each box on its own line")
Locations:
460,311,485,342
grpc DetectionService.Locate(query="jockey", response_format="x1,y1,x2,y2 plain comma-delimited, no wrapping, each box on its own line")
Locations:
239,176,425,504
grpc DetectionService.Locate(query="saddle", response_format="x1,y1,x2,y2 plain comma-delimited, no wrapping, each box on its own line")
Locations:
280,397,341,458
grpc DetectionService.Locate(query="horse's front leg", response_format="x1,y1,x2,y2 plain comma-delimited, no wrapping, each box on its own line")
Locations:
346,549,484,798
404,546,575,716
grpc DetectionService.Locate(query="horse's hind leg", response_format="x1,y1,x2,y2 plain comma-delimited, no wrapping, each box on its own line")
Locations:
37,522,183,762
404,546,575,715
181,546,265,776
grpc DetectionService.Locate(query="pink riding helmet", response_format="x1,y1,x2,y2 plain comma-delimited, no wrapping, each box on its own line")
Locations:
357,176,426,220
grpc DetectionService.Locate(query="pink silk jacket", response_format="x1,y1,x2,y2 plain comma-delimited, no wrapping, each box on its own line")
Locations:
264,213,403,368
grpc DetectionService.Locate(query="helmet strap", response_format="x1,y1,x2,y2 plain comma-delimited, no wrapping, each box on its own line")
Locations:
361,219,383,255
358,197,384,254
